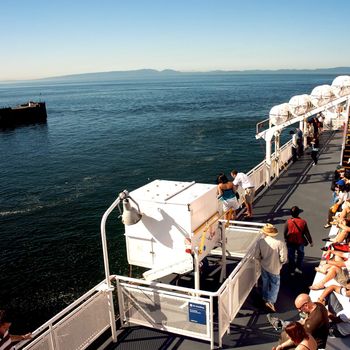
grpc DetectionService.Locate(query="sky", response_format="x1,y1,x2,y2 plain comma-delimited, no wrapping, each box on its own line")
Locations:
1,0,350,81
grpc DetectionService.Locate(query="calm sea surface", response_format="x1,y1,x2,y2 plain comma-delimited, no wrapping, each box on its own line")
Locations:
0,73,337,331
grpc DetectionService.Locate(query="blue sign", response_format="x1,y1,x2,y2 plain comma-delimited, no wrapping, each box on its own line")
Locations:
188,302,206,325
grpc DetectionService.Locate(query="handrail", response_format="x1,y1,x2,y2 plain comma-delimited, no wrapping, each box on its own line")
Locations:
113,222,263,298
14,279,112,349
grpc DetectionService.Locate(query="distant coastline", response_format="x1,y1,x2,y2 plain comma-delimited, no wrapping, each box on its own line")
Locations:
1,67,350,84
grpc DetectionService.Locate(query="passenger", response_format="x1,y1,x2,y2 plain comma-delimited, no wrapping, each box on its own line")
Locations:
284,206,313,275
0,310,32,349
310,138,319,166
317,113,324,133
305,121,314,145
255,224,287,312
216,173,239,222
323,202,350,243
310,249,350,290
311,117,319,138
289,130,298,163
230,169,255,218
330,167,346,205
268,293,329,350
272,322,317,350
324,179,349,228
316,279,350,337
295,128,304,157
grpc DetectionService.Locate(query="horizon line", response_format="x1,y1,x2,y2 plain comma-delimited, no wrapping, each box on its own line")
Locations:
1,66,350,83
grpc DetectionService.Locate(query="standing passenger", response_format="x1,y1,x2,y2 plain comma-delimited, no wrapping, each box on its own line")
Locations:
310,138,319,166
216,173,239,221
231,169,255,218
284,206,313,275
290,130,298,162
296,128,304,157
255,224,288,312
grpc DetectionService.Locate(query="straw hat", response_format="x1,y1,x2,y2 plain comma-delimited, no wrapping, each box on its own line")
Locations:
260,223,278,236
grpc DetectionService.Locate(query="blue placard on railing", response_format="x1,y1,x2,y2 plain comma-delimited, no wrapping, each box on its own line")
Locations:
188,302,206,325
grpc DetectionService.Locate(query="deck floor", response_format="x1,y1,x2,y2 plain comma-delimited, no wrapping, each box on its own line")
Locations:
106,130,349,350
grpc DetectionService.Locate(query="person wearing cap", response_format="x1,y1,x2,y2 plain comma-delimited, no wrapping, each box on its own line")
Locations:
255,223,287,312
284,206,313,275
324,179,349,228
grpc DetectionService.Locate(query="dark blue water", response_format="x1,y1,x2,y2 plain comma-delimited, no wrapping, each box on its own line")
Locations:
0,73,337,331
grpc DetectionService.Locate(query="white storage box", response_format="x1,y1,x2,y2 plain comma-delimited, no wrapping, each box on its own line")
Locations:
124,180,219,269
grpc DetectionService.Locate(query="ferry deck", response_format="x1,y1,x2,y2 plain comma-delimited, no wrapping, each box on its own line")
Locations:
98,129,350,350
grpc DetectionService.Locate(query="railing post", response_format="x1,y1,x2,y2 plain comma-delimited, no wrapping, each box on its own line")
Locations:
49,324,56,350
210,296,215,350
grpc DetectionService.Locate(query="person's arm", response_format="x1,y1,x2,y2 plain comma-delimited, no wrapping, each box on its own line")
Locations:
328,250,346,259
10,333,32,342
217,185,223,198
304,309,324,335
317,285,341,304
303,223,313,247
272,338,294,350
279,242,288,264
283,222,289,242
337,221,350,232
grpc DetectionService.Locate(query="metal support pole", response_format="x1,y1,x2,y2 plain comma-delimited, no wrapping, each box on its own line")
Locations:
194,251,200,291
100,196,121,342
210,296,215,350
265,139,272,186
274,132,280,178
219,224,226,283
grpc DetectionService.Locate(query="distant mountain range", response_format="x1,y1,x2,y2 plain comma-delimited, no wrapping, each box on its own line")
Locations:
39,67,350,82
2,67,350,83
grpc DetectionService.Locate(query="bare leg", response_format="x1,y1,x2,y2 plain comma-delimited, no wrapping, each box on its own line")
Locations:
310,266,339,290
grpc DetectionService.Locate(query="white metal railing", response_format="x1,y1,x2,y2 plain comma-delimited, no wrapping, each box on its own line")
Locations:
15,282,114,350
113,222,262,349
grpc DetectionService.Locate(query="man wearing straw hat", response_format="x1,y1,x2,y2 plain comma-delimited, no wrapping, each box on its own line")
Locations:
256,223,288,312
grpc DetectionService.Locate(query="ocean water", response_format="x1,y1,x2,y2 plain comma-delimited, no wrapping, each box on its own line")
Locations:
0,73,338,331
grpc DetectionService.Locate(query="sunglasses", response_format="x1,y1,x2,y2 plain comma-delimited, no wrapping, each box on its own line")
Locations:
298,302,308,311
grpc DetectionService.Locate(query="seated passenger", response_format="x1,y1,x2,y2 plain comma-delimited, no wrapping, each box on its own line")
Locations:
324,180,349,228
325,199,350,243
273,321,317,350
316,279,350,337
269,293,329,349
310,250,350,290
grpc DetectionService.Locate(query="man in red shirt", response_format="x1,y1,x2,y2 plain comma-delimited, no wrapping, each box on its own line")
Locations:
284,206,313,275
